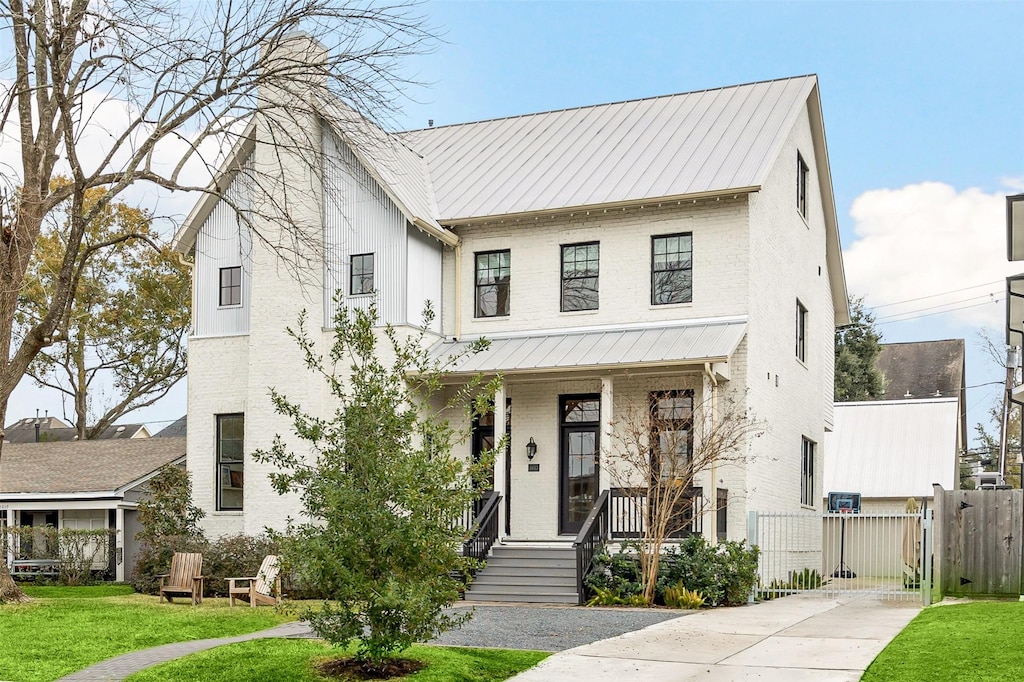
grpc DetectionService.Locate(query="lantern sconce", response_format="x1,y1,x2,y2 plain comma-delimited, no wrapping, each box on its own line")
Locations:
526,437,537,460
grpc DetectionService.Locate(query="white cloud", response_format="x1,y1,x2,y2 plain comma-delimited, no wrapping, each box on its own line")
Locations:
843,181,1016,328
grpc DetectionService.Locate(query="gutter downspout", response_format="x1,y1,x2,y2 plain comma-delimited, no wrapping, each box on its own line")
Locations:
453,240,463,340
704,363,719,544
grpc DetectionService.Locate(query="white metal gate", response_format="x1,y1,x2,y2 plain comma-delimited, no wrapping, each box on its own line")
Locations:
749,510,932,603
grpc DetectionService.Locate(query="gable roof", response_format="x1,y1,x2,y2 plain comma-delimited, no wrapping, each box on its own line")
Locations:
401,76,818,222
876,340,965,401
154,415,187,438
0,437,185,495
824,398,959,498
3,420,150,444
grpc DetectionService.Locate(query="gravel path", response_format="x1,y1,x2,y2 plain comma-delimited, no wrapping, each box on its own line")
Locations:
431,604,691,651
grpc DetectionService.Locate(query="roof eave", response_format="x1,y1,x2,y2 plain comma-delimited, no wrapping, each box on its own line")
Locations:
171,120,257,254
441,356,733,378
440,187,761,227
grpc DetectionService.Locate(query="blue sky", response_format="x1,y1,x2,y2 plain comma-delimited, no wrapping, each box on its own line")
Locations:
11,1,1024,444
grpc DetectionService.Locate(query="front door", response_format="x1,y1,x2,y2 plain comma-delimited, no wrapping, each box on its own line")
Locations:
560,395,600,535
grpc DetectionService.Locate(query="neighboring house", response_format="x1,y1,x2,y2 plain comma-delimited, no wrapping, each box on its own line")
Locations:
1006,194,1024,469
3,417,151,444
0,437,185,581
172,36,849,557
153,416,187,439
823,398,960,513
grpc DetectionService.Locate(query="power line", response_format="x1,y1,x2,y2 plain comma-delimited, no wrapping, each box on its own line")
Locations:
874,291,1000,321
876,297,1004,326
870,280,1004,310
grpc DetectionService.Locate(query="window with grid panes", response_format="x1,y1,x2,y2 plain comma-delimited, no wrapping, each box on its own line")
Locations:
217,414,244,510
350,254,374,295
219,267,241,306
561,242,599,311
651,233,693,305
475,250,510,317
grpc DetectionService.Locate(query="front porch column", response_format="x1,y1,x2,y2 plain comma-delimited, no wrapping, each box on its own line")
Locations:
702,369,719,544
4,508,13,568
115,507,125,582
600,375,614,494
492,381,508,539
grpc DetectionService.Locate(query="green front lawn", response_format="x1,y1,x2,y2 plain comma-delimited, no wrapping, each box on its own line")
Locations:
0,586,293,682
127,639,549,682
863,601,1024,681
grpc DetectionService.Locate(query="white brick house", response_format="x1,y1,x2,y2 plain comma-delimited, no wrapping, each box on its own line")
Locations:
172,46,849,552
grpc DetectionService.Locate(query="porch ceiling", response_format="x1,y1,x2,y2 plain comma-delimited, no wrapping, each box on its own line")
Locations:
427,319,746,376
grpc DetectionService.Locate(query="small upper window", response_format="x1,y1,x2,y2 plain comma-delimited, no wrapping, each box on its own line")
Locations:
561,242,599,312
219,266,241,306
350,253,374,296
796,299,807,362
797,153,809,218
475,250,510,317
651,233,693,305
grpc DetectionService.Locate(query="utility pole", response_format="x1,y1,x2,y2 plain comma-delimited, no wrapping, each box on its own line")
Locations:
999,347,1019,484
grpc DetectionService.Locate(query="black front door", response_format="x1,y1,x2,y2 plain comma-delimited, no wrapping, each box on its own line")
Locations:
560,395,600,535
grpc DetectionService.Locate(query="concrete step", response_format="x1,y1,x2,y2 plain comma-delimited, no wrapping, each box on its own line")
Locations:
468,581,577,595
470,574,578,588
478,565,577,578
482,558,576,570
490,547,576,560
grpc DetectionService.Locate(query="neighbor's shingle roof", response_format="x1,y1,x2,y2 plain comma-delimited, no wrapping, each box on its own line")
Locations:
400,76,817,221
875,340,965,401
1,437,185,495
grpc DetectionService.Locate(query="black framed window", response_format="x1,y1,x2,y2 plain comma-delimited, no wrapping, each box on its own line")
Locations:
796,299,807,362
216,414,244,511
651,233,693,305
650,390,693,482
350,254,374,295
219,266,241,306
561,242,599,311
801,437,815,506
797,153,809,217
475,250,510,317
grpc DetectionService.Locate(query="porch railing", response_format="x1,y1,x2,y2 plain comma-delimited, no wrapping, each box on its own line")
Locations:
608,486,703,539
573,489,611,605
462,490,500,577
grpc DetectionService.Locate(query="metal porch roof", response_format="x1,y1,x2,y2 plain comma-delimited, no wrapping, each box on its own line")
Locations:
427,319,747,376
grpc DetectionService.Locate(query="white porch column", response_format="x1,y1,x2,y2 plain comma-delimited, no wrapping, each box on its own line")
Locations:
115,507,126,582
492,381,508,539
4,508,13,568
600,376,614,493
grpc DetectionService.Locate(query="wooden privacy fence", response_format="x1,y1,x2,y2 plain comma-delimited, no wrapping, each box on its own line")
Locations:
933,484,1023,598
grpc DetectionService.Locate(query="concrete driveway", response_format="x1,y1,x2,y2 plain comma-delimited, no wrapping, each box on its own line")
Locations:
510,593,921,681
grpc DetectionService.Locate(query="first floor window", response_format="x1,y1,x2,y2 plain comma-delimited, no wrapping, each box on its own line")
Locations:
650,390,693,482
475,250,510,317
561,242,599,311
796,299,807,362
217,414,244,510
350,253,374,295
651,233,693,305
219,266,241,306
801,437,815,507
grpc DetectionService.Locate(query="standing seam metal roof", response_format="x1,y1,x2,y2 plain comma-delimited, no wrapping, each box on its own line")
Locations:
399,76,816,221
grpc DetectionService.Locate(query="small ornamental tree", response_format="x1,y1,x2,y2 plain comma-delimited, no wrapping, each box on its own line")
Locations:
255,301,496,672
604,392,762,605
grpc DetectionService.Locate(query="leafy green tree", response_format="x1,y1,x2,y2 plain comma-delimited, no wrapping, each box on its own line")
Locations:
135,465,206,545
255,302,496,671
834,296,884,402
17,186,190,439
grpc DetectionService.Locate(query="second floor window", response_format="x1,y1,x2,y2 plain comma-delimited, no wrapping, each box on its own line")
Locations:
350,253,374,295
561,242,599,312
219,266,241,306
651,233,693,305
796,299,807,362
475,250,510,317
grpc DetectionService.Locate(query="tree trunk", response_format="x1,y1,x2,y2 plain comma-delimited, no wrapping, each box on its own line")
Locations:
0,561,29,604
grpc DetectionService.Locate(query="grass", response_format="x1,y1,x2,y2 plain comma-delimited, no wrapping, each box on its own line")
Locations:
127,639,550,682
0,587,294,682
862,601,1024,681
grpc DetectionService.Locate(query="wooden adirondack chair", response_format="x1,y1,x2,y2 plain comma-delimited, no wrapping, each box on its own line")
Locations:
227,555,282,607
158,552,204,605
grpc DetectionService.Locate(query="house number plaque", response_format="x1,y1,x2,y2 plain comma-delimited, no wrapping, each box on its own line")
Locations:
528,463,540,472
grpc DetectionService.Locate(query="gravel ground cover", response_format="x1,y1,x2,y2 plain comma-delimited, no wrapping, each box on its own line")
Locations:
430,604,690,651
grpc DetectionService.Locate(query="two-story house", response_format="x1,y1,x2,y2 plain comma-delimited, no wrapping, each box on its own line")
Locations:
172,36,849,601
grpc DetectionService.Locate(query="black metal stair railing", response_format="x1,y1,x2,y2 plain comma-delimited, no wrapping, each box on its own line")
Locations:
572,490,610,605
462,490,501,577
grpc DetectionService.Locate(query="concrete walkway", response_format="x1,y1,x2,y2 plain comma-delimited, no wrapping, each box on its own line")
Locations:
508,593,921,681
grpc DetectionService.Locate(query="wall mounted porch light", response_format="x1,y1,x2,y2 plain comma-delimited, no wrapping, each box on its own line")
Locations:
526,437,537,460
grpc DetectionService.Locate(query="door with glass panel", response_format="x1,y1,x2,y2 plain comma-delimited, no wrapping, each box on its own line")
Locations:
560,395,600,535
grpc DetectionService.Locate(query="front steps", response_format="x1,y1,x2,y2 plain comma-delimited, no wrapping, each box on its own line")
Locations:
464,544,579,604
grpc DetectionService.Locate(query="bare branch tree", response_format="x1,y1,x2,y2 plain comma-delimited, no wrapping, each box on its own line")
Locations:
0,0,435,602
604,390,763,605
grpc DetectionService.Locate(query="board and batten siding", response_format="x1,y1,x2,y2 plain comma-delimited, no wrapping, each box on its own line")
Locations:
322,126,409,328
406,227,442,332
193,153,253,337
